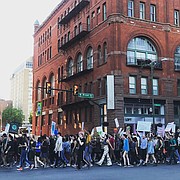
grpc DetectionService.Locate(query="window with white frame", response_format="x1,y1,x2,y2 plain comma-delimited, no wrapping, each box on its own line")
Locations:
103,42,107,63
140,2,145,19
86,47,93,69
175,46,180,70
174,10,180,26
77,53,83,73
103,3,107,21
68,59,73,76
150,4,156,22
129,76,136,94
128,0,134,17
141,77,148,94
152,78,158,95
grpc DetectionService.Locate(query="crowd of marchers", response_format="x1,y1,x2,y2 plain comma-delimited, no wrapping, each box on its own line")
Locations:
0,128,180,171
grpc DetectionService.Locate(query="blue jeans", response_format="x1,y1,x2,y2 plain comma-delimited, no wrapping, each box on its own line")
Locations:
83,145,92,164
20,149,31,167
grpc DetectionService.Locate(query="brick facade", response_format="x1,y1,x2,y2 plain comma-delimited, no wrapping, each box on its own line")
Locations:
32,0,180,136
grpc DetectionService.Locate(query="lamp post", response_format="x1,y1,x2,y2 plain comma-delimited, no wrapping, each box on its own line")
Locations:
150,61,155,134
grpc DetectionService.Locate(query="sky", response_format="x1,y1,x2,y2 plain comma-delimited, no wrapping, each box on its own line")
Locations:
0,0,62,100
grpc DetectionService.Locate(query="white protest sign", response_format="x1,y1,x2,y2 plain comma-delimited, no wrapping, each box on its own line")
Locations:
137,121,152,132
5,123,10,134
165,122,176,133
82,122,84,130
114,118,119,128
91,126,103,136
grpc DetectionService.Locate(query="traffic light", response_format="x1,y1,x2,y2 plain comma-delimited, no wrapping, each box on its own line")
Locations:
73,85,79,96
46,82,51,94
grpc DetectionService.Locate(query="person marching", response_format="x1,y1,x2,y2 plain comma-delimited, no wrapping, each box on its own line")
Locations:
96,133,114,166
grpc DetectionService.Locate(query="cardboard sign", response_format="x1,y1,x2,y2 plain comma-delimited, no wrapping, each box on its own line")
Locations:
137,121,152,132
114,118,119,128
91,126,103,136
165,122,176,133
82,122,84,130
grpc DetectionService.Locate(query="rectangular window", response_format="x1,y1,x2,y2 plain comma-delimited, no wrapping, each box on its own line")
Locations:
174,10,180,26
178,79,180,96
58,112,63,125
129,76,136,94
97,79,102,96
87,16,90,31
128,0,134,17
48,114,52,125
150,4,156,22
140,2,145,19
92,11,95,18
141,77,147,94
49,46,52,59
152,78,158,95
103,3,107,21
97,7,100,14
68,31,70,41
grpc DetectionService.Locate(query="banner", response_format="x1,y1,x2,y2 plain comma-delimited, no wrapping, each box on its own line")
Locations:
137,121,152,132
51,121,56,136
36,102,42,116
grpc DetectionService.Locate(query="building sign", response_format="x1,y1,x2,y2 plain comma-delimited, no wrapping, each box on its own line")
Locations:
107,75,114,109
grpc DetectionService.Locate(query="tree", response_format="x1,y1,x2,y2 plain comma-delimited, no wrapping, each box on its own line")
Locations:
2,107,25,125
28,112,32,124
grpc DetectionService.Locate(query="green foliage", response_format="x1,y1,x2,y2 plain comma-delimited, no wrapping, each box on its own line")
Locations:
2,107,25,125
28,112,32,124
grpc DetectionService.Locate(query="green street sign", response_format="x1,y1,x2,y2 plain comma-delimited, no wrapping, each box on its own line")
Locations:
154,104,161,107
78,93,94,98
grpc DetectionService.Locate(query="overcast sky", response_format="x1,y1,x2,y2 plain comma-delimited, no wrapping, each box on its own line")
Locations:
0,0,61,100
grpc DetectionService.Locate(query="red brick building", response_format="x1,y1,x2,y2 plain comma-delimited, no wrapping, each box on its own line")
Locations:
32,0,180,136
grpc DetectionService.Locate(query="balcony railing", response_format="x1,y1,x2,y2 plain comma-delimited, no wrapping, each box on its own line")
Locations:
59,23,90,51
60,0,90,24
60,60,93,82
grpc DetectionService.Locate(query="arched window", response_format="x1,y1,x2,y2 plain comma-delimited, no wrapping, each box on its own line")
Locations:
58,67,61,82
36,81,41,101
174,46,180,70
77,53,83,73
103,42,107,63
97,45,102,65
86,47,93,69
68,58,74,76
61,66,64,79
127,37,157,65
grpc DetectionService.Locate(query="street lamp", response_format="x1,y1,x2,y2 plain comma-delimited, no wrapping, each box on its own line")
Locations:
140,59,162,134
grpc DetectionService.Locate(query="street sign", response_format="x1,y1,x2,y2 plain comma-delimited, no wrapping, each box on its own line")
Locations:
154,104,161,107
78,93,94,98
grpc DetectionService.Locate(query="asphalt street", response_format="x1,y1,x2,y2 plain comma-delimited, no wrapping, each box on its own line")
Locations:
0,164,180,180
